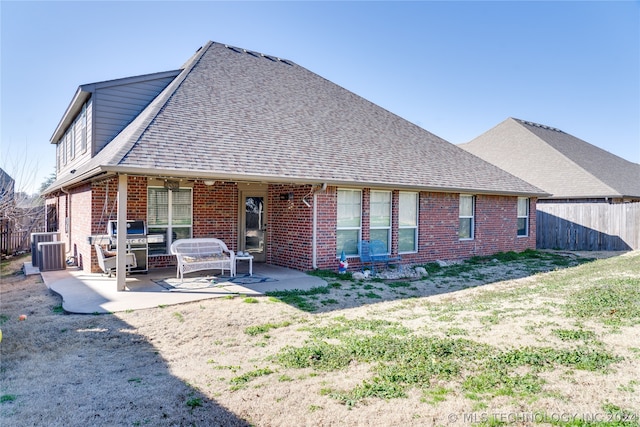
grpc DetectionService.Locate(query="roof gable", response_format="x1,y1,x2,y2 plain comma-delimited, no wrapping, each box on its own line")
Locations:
47,42,545,197
50,70,181,144
462,118,640,199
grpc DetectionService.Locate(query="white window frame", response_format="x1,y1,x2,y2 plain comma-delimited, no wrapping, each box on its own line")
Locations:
69,125,76,160
80,104,87,154
62,132,68,165
370,190,392,253
517,197,529,237
147,186,193,255
56,143,61,172
336,189,362,257
398,191,418,253
459,194,475,240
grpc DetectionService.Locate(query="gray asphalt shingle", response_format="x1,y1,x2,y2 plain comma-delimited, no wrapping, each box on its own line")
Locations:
461,118,640,199
49,42,545,196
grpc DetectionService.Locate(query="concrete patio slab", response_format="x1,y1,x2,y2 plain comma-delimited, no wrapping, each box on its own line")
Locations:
39,263,327,314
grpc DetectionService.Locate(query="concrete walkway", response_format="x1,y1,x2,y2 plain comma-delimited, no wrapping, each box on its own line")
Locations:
38,263,327,314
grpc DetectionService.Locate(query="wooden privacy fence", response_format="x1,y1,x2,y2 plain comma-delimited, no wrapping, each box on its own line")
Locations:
1,210,46,256
536,202,640,251
0,219,29,256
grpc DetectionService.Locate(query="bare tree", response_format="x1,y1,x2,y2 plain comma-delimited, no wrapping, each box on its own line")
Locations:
0,147,52,254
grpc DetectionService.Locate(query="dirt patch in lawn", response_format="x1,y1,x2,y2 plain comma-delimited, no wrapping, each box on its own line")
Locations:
1,250,639,426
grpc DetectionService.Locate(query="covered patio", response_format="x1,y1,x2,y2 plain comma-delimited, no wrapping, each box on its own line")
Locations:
36,262,327,314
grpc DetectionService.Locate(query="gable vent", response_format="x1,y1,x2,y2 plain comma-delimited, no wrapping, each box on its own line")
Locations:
225,45,243,54
516,118,563,133
224,44,294,66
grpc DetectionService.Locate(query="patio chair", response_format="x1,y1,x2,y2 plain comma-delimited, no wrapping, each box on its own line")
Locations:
94,244,137,277
358,240,402,275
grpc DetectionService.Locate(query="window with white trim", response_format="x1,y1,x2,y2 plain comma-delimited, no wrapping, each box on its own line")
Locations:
517,197,529,237
398,192,418,253
147,187,192,255
62,132,68,165
459,194,475,240
80,104,87,153
69,125,76,160
370,190,391,252
336,189,361,256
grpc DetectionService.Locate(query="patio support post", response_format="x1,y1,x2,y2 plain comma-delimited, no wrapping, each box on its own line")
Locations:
116,174,128,291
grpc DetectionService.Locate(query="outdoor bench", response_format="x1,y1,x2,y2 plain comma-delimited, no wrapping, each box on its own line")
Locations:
359,239,402,274
170,238,236,280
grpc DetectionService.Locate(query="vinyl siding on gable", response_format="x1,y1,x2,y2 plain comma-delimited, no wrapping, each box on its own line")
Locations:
92,75,178,154
57,100,93,176
53,70,180,178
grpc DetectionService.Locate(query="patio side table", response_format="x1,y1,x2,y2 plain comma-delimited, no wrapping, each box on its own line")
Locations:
235,254,254,276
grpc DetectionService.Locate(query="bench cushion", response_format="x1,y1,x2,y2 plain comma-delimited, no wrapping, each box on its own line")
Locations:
183,254,229,263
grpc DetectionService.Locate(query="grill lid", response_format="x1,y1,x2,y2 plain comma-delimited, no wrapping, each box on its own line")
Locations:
107,220,146,236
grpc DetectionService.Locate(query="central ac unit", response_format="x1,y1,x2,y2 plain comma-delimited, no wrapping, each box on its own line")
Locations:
38,241,66,272
31,232,60,266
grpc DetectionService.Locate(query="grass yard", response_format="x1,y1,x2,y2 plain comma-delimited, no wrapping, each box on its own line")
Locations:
1,250,639,426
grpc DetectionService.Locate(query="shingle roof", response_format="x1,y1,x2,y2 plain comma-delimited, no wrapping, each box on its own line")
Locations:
460,118,640,199
47,41,545,196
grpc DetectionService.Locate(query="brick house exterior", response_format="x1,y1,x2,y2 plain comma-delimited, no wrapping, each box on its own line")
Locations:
44,42,544,276
47,179,537,274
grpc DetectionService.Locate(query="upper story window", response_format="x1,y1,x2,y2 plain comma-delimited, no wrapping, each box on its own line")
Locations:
459,194,475,240
57,102,89,170
370,190,391,252
517,197,529,237
80,104,87,153
62,132,69,165
337,189,361,256
69,126,76,160
398,192,418,253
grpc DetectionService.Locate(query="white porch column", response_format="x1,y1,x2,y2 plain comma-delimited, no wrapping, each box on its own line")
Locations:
116,174,128,292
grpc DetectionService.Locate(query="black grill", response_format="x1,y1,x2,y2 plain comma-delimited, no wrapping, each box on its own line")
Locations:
108,220,148,273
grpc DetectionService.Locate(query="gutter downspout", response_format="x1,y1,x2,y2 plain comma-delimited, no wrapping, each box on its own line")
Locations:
60,187,72,258
311,183,327,270
312,191,318,269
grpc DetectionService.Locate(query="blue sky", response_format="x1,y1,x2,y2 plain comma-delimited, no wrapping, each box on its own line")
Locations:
2,1,639,194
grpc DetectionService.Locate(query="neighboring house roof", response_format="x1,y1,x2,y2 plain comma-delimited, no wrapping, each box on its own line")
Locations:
46,41,545,197
0,167,15,203
461,118,640,200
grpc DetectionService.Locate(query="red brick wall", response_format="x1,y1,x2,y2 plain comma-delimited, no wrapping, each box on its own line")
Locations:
192,181,237,244
268,184,315,270
325,190,537,272
127,176,148,221
391,190,400,256
51,177,537,275
314,186,338,270
51,183,93,271
413,192,536,264
475,194,535,255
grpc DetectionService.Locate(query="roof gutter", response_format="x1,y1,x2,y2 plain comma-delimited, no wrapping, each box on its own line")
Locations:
105,166,550,197
44,164,549,198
